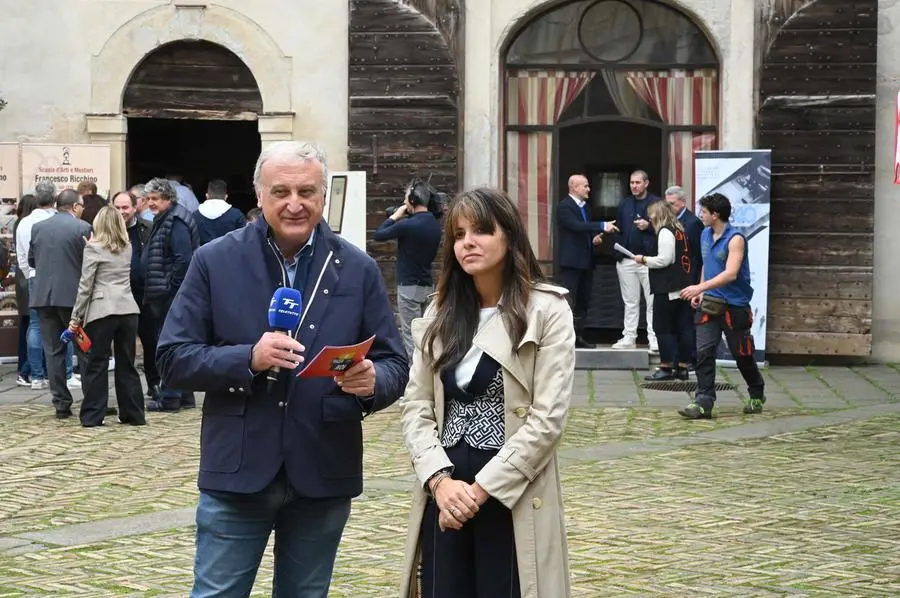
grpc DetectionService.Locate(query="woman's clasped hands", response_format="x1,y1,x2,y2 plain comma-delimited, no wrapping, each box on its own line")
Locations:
430,476,490,532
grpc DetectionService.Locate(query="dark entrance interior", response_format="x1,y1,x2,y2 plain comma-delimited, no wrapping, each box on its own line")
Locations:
126,118,260,213
122,39,264,214
558,120,663,341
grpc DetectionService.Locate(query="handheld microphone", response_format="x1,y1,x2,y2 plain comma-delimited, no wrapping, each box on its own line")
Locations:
266,287,303,392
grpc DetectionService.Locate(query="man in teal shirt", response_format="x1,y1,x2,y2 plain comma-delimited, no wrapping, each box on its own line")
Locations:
678,192,765,419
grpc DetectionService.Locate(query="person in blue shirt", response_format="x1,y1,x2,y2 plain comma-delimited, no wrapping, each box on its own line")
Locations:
679,192,765,419
372,180,443,360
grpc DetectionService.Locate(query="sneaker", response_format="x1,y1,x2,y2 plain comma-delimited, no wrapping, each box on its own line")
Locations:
743,398,765,414
31,379,49,391
678,402,712,419
16,375,31,387
66,377,81,390
612,338,637,350
648,340,659,353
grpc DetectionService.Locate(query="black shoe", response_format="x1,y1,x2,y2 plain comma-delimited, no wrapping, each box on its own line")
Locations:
575,335,596,349
674,367,689,381
644,368,675,382
678,402,712,419
55,409,73,419
147,399,180,413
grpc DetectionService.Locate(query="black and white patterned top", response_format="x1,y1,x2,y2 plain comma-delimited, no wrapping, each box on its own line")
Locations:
440,354,505,450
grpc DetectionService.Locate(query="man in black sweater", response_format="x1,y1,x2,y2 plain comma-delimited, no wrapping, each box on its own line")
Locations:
372,181,442,360
614,170,661,351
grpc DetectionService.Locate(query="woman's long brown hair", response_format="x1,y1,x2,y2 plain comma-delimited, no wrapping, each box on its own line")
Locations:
423,187,545,373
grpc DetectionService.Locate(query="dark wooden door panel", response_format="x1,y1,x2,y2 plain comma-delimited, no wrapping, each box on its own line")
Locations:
348,0,462,294
757,0,877,356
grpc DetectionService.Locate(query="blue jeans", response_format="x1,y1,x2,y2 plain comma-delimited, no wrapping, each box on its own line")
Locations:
26,280,45,380
192,471,352,598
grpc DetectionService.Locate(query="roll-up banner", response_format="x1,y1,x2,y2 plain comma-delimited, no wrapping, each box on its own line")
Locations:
694,149,771,365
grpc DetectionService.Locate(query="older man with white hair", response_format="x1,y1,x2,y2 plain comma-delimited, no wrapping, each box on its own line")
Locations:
157,140,407,597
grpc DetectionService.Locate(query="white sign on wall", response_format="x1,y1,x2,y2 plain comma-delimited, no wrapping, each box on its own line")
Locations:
0,143,19,214
326,171,367,252
20,143,111,196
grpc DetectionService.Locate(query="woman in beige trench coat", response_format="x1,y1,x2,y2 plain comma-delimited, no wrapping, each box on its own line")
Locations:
399,187,576,598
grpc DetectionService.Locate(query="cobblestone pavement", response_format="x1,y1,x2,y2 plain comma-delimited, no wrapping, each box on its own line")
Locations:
0,364,898,596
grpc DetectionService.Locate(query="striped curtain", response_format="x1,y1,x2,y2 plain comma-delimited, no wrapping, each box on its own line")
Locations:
506,70,594,260
626,69,718,202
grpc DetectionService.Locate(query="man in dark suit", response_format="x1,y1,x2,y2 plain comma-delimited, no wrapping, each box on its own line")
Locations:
29,189,92,418
665,186,703,285
666,185,704,367
113,189,155,396
157,140,408,597
556,174,618,348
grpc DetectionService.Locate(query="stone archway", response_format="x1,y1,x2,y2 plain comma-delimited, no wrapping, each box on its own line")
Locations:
87,3,294,191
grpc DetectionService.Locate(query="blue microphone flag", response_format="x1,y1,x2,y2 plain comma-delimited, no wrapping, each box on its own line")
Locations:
268,287,303,331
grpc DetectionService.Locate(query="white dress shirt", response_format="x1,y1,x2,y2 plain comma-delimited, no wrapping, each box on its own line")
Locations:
16,208,55,279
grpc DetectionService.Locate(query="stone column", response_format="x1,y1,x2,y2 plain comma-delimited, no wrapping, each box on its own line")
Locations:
86,114,127,194
721,0,755,149
258,113,295,148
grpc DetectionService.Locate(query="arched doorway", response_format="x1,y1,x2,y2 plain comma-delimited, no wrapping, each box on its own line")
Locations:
124,40,263,212
502,0,719,334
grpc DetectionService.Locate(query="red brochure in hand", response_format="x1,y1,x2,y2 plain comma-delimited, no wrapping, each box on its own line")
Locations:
296,335,376,378
72,326,92,353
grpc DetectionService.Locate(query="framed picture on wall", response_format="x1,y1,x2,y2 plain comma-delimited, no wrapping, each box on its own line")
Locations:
328,175,347,233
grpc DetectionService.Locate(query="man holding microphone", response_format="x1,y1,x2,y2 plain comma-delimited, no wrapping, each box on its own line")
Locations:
157,140,408,597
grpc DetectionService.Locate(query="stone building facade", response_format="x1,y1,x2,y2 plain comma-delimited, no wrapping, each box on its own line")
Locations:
0,0,897,360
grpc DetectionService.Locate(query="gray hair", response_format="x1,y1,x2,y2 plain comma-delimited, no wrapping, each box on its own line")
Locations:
253,141,329,192
144,178,177,202
129,183,146,199
665,186,686,200
34,181,56,207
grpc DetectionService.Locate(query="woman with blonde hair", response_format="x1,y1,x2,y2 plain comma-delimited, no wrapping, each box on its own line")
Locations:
69,205,145,427
399,187,575,598
633,200,694,381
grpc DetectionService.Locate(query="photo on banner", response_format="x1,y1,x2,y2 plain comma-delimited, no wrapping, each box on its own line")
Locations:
20,143,111,197
0,143,20,327
693,149,772,364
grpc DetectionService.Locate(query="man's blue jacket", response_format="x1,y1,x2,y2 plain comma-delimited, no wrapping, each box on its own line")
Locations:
157,217,408,498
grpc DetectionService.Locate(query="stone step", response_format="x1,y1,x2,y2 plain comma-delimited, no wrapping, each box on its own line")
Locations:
575,346,650,370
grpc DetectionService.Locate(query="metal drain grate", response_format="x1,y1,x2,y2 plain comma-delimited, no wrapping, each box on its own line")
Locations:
640,380,736,392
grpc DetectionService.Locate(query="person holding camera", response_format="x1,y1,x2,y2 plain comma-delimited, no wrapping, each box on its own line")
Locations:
373,181,443,361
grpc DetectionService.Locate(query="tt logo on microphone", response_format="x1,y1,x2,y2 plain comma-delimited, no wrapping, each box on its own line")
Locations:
282,299,299,310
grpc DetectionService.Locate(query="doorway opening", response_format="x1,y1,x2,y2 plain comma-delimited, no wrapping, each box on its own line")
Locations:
558,120,662,340
122,39,264,213
126,118,261,213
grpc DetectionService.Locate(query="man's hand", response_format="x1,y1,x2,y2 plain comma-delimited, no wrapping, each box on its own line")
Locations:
632,255,644,266
250,332,305,374
634,218,650,231
592,233,603,246
390,204,408,221
691,293,703,309
681,285,703,301
335,359,376,396
604,220,619,233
